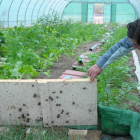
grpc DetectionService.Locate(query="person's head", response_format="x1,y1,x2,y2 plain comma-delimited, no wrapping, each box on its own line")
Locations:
127,19,140,50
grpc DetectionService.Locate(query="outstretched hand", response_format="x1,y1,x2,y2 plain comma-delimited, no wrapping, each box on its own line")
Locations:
88,64,102,82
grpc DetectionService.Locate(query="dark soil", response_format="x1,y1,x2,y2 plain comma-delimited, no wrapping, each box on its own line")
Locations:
35,41,98,79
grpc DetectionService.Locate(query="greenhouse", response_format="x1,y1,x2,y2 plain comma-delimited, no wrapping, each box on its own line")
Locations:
0,0,140,140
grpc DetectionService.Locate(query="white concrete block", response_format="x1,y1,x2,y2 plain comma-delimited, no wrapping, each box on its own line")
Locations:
39,79,97,126
68,129,88,140
0,79,97,126
0,81,43,126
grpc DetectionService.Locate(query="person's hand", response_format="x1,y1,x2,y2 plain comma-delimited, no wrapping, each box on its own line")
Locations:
88,64,102,82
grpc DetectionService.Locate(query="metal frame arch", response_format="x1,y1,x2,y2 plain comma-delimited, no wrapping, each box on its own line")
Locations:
132,0,140,18
57,0,69,16
43,0,51,16
126,0,139,19
43,0,54,16
56,0,67,14
128,2,138,19
38,0,50,17
47,0,58,15
0,0,3,5
17,0,24,26
50,0,62,14
37,0,46,20
55,0,67,20
31,0,40,25
53,0,62,10
59,1,70,19
8,0,15,27
24,0,32,26
30,0,43,23
60,0,71,14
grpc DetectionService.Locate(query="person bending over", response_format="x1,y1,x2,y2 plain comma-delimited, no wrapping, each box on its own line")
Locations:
88,19,140,82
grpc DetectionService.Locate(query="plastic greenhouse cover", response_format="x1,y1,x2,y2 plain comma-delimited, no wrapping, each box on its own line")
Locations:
0,0,68,27
71,0,128,3
0,0,140,27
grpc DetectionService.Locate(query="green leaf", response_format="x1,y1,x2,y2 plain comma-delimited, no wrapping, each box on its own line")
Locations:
43,70,51,77
97,93,102,100
103,87,112,95
19,42,23,46
0,32,4,37
10,61,23,78
33,40,40,44
19,65,38,78
119,89,125,95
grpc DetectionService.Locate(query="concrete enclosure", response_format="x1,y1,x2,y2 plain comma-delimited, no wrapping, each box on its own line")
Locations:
0,79,97,127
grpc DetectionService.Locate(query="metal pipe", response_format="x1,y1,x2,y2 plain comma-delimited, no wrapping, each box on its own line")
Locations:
78,54,85,65
17,0,24,26
128,0,139,19
59,1,70,20
8,0,14,27
31,0,39,25
37,0,46,20
43,0,51,16
47,0,56,15
53,0,61,12
56,0,66,14
56,1,63,14
24,0,32,26
0,0,3,5
89,44,98,51
55,0,65,21
101,39,105,44
63,75,72,79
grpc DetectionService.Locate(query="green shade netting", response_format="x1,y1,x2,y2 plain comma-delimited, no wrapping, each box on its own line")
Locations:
67,105,140,140
98,105,140,140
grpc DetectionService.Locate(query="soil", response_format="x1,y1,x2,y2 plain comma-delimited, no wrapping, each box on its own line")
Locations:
35,41,98,79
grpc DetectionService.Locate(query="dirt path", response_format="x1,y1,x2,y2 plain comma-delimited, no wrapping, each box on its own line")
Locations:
35,41,98,79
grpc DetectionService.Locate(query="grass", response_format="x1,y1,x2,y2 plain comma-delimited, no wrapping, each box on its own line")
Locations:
0,125,69,140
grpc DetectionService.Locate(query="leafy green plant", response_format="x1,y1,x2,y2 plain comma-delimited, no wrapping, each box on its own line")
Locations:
77,25,139,110
0,13,106,79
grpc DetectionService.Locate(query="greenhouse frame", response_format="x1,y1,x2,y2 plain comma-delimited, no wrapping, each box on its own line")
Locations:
0,0,140,140
0,0,140,27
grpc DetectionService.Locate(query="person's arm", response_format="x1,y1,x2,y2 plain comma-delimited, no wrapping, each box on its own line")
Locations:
96,36,134,69
88,37,134,82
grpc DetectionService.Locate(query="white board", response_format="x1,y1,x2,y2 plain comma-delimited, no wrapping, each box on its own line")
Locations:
0,79,97,126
